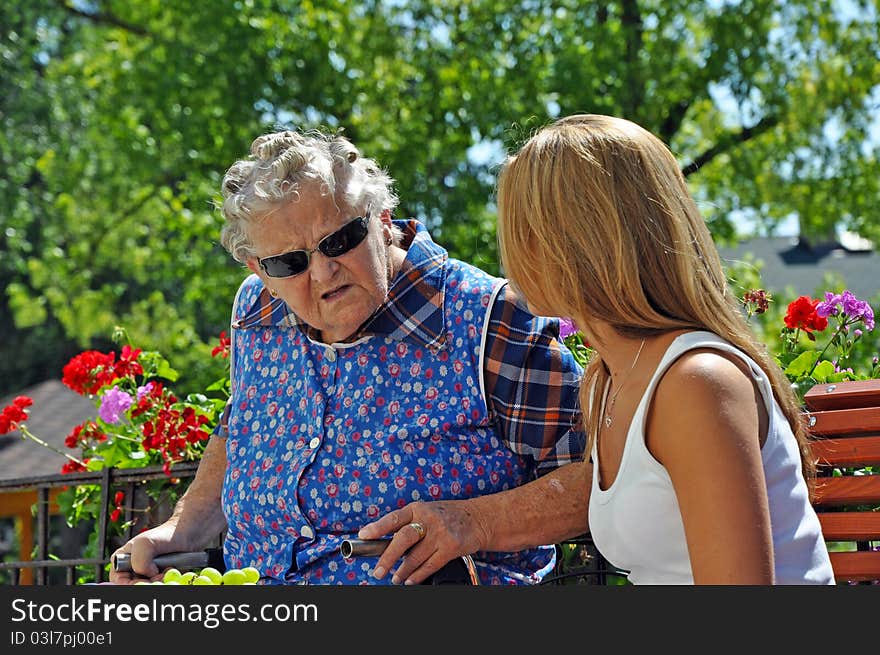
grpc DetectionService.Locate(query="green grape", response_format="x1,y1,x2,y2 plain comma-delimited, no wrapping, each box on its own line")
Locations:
134,581,151,585
162,568,183,584
221,569,247,585
179,571,197,585
242,567,261,584
199,567,223,585
163,580,181,585
193,575,215,585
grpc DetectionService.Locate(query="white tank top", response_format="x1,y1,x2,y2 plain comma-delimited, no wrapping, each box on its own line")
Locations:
588,331,835,585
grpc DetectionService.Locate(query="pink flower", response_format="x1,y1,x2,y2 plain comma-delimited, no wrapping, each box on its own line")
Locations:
136,382,154,401
558,317,578,340
98,386,133,424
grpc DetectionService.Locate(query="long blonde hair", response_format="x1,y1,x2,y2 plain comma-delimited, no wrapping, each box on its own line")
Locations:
496,114,814,481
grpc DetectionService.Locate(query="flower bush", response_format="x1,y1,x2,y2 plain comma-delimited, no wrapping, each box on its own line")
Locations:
559,318,593,368
0,327,230,576
744,289,879,401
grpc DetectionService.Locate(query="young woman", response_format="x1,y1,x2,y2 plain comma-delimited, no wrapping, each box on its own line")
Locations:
495,114,834,584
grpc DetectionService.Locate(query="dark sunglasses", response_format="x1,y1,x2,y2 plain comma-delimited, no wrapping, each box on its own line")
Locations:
258,212,371,278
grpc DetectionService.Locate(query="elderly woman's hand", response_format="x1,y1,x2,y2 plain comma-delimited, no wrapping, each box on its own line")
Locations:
357,500,490,584
108,522,180,585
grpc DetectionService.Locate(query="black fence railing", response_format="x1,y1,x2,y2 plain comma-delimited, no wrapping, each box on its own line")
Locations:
543,534,629,585
0,462,200,585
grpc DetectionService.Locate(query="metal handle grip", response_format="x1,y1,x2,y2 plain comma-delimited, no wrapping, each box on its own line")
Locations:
112,549,223,573
340,538,391,558
339,538,479,585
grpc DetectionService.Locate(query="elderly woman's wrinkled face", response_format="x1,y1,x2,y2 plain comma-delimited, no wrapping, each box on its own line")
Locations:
246,185,396,343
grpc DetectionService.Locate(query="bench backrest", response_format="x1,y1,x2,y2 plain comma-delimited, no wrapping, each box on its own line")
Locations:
804,379,880,583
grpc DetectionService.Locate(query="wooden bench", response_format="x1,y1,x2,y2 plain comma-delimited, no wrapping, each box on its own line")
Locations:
804,379,880,584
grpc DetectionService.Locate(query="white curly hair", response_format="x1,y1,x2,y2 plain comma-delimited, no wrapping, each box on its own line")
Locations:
219,129,400,263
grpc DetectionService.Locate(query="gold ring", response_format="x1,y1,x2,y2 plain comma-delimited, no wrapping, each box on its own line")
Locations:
408,522,426,540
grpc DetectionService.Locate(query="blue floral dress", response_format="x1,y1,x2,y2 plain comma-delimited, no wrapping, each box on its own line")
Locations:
220,220,584,584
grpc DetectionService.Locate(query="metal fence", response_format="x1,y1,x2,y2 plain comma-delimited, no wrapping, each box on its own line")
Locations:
543,534,628,585
0,462,199,585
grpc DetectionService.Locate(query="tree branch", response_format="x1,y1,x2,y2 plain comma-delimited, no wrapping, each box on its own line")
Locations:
620,0,645,118
659,99,691,145
682,114,780,177
58,0,150,37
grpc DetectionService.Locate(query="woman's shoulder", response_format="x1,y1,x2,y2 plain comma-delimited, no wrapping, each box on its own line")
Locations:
231,273,268,325
648,337,768,465
652,338,760,421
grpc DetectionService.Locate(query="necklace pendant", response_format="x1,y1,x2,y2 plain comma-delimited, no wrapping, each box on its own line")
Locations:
604,415,613,428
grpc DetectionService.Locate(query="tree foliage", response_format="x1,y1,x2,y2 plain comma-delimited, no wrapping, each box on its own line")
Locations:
2,0,878,394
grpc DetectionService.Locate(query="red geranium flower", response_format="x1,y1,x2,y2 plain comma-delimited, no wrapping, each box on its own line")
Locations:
62,350,117,395
212,331,231,359
61,458,90,474
113,345,143,379
0,396,33,435
64,420,106,449
784,296,828,334
743,289,771,315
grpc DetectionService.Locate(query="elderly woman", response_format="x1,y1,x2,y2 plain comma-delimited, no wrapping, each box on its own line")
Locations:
109,128,587,585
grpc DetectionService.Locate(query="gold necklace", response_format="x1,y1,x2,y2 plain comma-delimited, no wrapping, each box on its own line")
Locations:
603,338,647,428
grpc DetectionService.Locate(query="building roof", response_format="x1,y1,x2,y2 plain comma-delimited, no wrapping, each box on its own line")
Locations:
718,236,880,301
0,380,97,482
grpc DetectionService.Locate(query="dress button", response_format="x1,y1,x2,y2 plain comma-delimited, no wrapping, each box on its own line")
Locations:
326,349,337,362
309,437,321,449
301,525,314,539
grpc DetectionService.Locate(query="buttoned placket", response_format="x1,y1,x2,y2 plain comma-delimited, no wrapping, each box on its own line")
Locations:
299,344,340,542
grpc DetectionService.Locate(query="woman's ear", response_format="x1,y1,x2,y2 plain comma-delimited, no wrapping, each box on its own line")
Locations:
246,258,261,275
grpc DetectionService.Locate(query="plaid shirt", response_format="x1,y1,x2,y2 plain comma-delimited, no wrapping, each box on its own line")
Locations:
480,282,586,472
223,219,585,474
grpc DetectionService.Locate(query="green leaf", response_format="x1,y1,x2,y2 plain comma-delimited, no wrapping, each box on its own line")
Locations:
155,358,180,382
811,359,836,383
205,378,227,392
784,351,819,377
55,488,76,519
85,458,105,472
790,378,817,402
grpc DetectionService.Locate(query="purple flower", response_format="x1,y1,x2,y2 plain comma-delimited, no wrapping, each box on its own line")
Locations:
816,289,875,331
816,292,842,317
558,317,578,340
136,382,154,401
850,299,874,331
99,386,133,424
